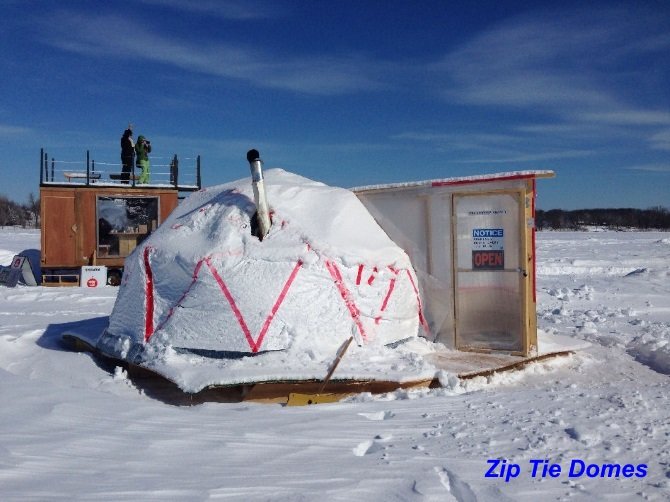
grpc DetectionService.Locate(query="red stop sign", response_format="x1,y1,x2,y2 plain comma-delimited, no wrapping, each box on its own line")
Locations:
87,277,98,288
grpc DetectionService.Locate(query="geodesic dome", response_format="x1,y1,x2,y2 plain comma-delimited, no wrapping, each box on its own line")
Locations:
97,170,428,385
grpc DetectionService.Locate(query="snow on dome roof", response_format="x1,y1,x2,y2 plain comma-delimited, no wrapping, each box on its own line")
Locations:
97,169,433,391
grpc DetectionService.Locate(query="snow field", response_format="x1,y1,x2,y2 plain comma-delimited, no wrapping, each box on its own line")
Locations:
537,232,670,375
0,228,669,500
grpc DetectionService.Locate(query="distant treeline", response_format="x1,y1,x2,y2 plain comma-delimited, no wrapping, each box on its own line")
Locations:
1,193,669,231
0,194,40,227
536,207,670,230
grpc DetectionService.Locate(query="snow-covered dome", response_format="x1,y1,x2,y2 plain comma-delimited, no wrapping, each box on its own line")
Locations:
97,170,428,388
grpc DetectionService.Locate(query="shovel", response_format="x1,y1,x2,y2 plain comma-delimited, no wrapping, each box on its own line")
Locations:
286,336,354,406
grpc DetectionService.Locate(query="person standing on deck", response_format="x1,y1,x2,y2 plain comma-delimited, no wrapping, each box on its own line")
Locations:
135,135,152,184
120,126,135,183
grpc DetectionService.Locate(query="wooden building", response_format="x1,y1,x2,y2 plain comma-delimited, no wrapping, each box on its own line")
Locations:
39,149,201,285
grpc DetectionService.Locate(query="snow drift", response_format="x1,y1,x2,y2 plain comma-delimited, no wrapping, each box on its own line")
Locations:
96,169,430,389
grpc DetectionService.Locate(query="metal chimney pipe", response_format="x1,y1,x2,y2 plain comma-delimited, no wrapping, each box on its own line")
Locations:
247,149,272,240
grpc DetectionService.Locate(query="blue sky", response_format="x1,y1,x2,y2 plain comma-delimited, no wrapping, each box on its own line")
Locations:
1,0,669,209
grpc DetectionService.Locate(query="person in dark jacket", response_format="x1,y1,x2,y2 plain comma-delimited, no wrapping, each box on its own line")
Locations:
135,135,152,184
120,127,135,183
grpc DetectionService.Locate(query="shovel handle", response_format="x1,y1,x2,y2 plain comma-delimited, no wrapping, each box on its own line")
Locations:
318,336,354,394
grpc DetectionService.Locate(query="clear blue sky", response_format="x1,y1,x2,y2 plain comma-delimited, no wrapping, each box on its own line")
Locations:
1,0,669,209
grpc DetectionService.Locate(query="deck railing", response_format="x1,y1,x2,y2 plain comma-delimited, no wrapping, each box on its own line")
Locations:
39,148,201,191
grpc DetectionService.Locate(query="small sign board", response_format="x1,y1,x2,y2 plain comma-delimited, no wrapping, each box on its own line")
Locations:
81,266,107,288
472,250,504,269
0,255,38,287
472,228,505,270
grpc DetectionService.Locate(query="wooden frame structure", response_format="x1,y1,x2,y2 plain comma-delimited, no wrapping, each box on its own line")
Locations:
353,171,554,357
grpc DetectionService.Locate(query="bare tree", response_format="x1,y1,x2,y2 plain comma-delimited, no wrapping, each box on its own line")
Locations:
28,193,40,228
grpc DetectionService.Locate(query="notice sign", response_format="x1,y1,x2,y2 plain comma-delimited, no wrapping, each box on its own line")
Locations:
472,228,504,270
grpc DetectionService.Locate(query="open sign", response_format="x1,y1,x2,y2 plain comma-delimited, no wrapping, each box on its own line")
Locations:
473,250,504,270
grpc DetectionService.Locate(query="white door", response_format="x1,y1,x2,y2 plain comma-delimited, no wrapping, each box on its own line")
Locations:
453,191,526,352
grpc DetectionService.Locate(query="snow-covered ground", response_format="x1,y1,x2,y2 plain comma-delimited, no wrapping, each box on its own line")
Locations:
1,227,668,501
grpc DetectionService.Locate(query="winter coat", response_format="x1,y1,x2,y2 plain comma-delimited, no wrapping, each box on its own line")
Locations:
121,129,135,160
135,135,151,163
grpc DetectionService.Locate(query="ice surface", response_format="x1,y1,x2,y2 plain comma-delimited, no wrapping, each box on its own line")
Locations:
1,227,669,500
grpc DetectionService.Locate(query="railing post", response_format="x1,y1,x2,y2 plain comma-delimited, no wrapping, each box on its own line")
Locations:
171,154,179,188
86,150,90,186
196,155,201,189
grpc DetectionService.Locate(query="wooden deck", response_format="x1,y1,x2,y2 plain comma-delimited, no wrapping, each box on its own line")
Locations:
61,333,576,405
